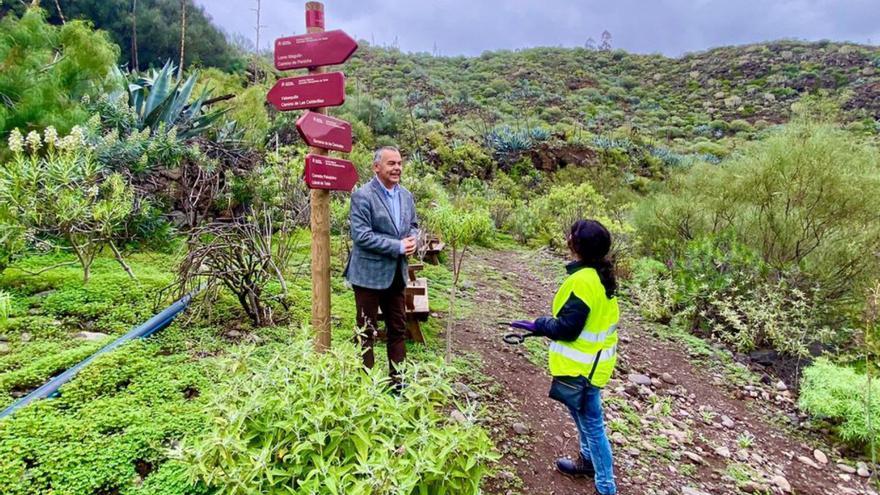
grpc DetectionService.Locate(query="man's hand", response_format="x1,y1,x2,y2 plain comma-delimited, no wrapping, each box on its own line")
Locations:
402,236,417,256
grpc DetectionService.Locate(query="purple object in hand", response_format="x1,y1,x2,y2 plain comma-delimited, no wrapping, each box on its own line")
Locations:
510,320,537,332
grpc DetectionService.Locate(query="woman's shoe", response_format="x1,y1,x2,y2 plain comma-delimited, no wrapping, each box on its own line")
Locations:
555,454,595,478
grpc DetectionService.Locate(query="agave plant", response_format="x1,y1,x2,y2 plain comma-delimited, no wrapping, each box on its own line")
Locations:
108,61,226,140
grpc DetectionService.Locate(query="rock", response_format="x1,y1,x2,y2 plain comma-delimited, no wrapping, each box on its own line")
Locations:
721,415,735,429
226,330,242,339
741,482,766,493
776,380,788,391
812,449,827,465
660,372,677,385
837,463,856,474
628,373,652,386
0,334,7,342
169,210,188,228
20,332,32,342
714,91,726,99
857,461,871,478
683,451,704,464
497,470,516,481
0,342,8,354
33,289,56,298
682,487,711,495
797,455,820,469
749,349,779,366
449,410,467,424
735,449,750,461
610,432,627,445
74,331,110,342
453,382,479,399
512,422,530,435
714,446,731,458
724,95,742,108
626,447,640,457
689,70,701,79
771,475,792,493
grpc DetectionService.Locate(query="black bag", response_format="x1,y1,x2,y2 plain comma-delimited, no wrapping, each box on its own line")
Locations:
548,376,588,412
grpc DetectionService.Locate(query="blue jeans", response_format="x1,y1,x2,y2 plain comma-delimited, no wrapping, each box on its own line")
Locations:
549,376,617,495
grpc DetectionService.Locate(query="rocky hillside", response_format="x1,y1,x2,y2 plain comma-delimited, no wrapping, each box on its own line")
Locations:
344,40,880,141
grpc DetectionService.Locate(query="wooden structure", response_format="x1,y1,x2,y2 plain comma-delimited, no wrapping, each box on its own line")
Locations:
422,235,446,265
378,262,430,343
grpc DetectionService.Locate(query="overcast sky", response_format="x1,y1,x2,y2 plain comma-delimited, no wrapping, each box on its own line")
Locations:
195,0,880,57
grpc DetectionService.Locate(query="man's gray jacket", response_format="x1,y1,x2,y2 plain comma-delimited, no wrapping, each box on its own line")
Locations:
344,176,418,290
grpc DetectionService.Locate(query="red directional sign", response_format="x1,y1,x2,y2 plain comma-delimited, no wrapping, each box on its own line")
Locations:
274,30,358,70
304,154,358,191
266,72,345,111
296,111,352,152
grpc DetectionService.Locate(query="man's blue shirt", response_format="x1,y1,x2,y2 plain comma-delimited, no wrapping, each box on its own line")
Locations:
377,177,405,254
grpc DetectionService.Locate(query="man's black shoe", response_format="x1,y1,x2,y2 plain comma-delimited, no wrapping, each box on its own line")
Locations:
555,454,595,478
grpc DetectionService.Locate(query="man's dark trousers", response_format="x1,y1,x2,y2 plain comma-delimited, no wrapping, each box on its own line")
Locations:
353,264,406,379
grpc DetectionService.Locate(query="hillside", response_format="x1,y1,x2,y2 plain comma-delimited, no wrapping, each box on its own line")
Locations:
345,40,880,136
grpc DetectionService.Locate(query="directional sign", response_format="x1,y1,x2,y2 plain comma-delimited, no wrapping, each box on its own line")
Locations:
296,111,352,152
275,30,358,70
304,154,358,191
266,72,345,111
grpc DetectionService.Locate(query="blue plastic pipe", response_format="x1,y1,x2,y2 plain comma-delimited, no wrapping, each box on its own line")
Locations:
0,290,197,420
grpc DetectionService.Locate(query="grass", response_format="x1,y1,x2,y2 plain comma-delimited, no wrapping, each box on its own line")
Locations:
0,233,478,494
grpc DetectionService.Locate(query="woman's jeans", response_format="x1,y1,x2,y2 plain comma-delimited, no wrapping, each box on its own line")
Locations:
549,376,617,495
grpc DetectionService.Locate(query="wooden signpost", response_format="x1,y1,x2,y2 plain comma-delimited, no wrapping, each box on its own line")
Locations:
269,2,358,352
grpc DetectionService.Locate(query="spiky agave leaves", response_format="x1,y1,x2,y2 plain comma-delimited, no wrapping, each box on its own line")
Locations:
122,61,227,140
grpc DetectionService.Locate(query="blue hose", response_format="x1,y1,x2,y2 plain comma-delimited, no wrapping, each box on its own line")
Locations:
0,290,197,420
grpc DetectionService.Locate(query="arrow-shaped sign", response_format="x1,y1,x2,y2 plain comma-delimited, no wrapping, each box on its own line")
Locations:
274,30,358,70
296,111,352,153
304,154,358,191
266,72,345,112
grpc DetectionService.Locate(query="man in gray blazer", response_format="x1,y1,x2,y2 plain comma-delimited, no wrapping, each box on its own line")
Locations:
344,146,418,384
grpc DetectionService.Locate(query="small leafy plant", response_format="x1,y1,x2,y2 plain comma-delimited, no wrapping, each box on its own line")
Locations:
186,334,497,494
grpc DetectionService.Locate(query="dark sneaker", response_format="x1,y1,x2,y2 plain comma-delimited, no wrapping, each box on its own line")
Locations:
555,454,595,478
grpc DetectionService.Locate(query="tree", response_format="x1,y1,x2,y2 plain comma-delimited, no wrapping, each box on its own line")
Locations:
599,30,613,51
425,204,493,363
5,0,244,71
0,8,118,138
584,37,596,50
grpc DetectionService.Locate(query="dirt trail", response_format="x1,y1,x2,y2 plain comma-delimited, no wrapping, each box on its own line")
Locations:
451,248,877,495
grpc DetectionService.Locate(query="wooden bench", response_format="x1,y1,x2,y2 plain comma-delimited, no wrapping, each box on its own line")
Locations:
377,262,430,343
422,236,445,265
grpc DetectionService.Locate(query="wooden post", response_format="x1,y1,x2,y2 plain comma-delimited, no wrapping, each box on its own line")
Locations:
307,1,332,352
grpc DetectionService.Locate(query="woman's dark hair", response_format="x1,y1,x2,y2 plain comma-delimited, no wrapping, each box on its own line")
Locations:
568,219,617,298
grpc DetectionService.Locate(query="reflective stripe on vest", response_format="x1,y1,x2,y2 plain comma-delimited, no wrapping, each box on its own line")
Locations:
577,324,617,343
549,342,617,365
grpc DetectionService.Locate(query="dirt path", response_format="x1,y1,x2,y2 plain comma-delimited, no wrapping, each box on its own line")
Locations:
451,248,877,495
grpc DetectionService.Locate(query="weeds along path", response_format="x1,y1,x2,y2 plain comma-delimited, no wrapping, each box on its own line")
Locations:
453,248,877,495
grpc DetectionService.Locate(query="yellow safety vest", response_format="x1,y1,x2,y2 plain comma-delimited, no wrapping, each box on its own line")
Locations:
547,266,620,387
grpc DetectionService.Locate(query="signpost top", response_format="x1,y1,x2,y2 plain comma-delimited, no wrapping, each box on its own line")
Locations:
274,30,358,71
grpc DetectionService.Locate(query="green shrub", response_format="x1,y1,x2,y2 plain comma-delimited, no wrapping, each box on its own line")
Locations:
636,120,880,316
627,258,675,322
0,8,118,137
186,336,497,494
799,358,880,455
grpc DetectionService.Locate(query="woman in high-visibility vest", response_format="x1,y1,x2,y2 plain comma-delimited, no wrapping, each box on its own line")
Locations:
511,219,620,495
